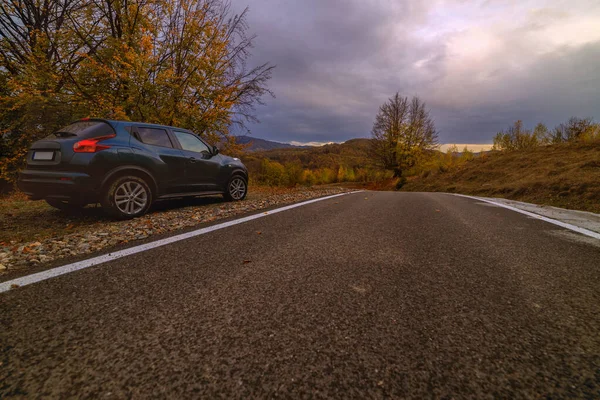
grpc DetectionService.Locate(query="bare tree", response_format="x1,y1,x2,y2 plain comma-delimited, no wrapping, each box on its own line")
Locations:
371,92,438,176
551,117,595,143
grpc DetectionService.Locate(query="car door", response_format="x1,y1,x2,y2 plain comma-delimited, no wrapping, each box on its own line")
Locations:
130,125,188,194
171,130,221,192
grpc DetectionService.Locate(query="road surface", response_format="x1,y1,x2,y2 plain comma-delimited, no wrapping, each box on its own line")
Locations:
2,192,600,398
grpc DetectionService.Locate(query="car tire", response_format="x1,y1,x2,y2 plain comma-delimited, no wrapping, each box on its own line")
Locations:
101,175,153,219
223,175,248,201
45,198,86,212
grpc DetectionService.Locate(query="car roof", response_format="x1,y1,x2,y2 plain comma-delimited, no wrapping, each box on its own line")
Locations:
78,118,193,133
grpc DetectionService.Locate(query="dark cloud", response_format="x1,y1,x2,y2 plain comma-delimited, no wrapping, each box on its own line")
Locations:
232,0,600,144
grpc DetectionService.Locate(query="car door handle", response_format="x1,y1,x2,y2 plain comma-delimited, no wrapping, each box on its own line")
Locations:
189,157,197,163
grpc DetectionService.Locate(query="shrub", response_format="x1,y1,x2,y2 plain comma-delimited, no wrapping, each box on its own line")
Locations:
259,159,287,186
302,169,317,186
493,120,540,151
318,168,336,184
284,162,303,186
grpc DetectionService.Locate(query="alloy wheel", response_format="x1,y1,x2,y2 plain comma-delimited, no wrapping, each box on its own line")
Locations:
114,181,148,215
229,177,247,200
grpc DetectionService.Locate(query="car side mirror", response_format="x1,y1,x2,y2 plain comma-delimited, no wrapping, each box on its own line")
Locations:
212,146,219,155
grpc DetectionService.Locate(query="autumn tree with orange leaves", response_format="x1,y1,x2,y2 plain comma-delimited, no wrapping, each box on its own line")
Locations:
0,0,273,182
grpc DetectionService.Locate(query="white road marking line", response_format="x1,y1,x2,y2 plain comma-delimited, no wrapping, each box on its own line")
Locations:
453,193,600,240
0,191,363,293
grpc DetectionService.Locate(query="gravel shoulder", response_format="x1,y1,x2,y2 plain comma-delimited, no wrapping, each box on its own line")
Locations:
0,186,351,274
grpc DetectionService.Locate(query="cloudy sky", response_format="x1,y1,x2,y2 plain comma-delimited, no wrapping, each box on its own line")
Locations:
231,0,600,145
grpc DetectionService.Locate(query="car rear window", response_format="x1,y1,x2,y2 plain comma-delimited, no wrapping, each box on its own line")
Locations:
49,120,115,139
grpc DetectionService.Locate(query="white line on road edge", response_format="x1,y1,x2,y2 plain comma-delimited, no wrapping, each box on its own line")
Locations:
0,191,363,293
453,193,600,240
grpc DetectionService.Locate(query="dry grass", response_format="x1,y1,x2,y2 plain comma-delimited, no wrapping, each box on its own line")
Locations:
401,142,600,214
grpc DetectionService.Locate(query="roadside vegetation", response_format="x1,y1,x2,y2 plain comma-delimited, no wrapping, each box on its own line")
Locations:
401,119,600,213
492,118,600,150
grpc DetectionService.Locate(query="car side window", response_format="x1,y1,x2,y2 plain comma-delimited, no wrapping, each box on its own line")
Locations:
174,131,211,154
136,127,173,148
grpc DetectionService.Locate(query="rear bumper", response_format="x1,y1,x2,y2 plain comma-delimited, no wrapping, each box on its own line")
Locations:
17,170,99,201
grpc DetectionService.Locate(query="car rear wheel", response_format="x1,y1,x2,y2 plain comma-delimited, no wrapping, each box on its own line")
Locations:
45,198,87,212
101,175,152,219
223,175,247,201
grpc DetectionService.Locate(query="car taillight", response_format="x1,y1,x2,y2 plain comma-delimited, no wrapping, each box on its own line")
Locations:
73,134,116,153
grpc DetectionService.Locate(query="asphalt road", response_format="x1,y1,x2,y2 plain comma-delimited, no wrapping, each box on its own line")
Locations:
2,191,600,398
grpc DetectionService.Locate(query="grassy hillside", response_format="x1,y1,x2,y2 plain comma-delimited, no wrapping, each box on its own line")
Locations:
401,142,600,213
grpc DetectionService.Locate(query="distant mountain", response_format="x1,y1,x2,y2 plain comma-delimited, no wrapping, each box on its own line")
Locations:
234,136,310,152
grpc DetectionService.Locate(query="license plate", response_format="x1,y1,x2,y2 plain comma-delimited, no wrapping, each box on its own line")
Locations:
33,151,54,161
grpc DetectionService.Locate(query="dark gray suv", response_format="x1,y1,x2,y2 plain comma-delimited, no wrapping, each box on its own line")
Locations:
18,119,249,219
